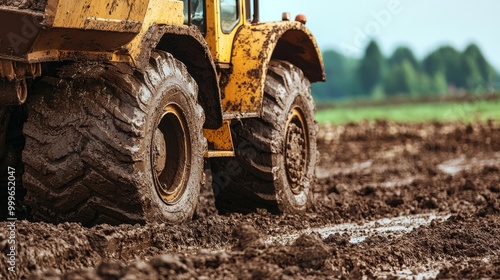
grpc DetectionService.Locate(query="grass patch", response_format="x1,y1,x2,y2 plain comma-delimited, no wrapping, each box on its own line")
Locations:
315,99,500,124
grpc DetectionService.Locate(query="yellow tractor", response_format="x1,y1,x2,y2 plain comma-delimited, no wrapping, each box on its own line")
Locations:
0,0,324,225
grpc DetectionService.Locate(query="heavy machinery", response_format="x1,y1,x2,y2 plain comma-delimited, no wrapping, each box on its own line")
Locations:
0,0,324,225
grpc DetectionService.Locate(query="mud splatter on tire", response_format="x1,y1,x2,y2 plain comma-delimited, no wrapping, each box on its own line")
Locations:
22,52,206,225
211,60,317,214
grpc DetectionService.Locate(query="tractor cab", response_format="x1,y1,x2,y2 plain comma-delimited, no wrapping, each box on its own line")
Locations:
183,0,257,64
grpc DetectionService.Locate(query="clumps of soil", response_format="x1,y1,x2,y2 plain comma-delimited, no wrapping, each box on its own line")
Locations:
33,257,195,280
30,225,334,280
0,216,238,279
436,257,500,279
232,223,265,250
313,121,500,225
28,212,500,279
0,0,47,11
1,121,498,279
475,190,500,217
318,211,500,278
280,234,331,270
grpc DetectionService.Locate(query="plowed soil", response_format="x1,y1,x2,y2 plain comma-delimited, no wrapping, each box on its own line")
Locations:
1,121,499,279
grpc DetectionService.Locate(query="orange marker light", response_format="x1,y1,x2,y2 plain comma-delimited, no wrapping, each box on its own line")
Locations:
295,14,307,24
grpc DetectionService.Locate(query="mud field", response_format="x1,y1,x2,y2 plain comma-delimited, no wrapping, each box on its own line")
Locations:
1,121,499,279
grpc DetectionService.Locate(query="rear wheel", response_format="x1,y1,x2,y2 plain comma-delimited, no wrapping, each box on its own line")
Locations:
23,51,206,225
212,60,317,214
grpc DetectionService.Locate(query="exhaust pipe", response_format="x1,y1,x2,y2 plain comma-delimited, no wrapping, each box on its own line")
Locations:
252,0,259,24
188,0,192,25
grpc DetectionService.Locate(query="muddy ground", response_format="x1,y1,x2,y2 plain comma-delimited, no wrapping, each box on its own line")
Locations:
1,121,499,279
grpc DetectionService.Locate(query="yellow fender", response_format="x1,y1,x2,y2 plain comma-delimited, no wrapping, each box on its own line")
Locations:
222,21,325,119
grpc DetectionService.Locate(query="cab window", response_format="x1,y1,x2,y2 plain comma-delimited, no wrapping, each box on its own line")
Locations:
183,0,205,33
220,0,239,33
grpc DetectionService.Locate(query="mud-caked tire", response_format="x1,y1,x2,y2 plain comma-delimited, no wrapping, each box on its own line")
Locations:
212,60,317,214
23,51,206,225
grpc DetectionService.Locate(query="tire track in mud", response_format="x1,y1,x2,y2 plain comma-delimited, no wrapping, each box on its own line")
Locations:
265,213,451,246
0,121,498,279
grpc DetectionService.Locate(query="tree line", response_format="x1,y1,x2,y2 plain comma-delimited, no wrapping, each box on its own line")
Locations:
312,40,500,101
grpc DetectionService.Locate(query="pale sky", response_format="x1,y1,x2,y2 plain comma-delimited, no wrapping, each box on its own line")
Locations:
260,0,500,70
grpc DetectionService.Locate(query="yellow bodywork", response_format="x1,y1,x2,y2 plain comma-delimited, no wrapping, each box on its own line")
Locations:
126,0,184,64
1,0,183,64
203,20,324,154
0,0,325,158
222,21,324,118
203,120,234,157
49,0,147,30
205,0,245,64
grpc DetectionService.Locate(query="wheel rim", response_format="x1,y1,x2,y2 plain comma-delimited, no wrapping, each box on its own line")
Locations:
284,106,309,195
151,104,191,205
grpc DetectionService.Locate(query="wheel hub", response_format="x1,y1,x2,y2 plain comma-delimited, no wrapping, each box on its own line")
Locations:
285,107,308,195
151,104,190,205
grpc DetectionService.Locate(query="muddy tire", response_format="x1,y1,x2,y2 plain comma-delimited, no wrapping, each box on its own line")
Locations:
23,51,206,225
211,60,317,214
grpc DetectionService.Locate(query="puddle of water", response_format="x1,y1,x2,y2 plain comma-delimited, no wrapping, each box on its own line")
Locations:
266,213,450,246
316,160,373,179
437,152,500,175
379,268,440,280
437,156,466,175
379,177,416,189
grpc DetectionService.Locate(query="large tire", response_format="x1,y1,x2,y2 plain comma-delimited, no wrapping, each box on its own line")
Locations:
23,51,206,225
211,60,317,214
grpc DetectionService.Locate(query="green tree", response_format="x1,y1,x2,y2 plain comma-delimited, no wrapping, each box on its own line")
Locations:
417,73,432,96
430,71,449,95
357,40,386,96
496,71,500,89
423,46,464,88
389,47,420,70
312,43,498,102
384,60,418,96
312,50,361,100
462,55,483,90
462,43,497,88
417,71,448,96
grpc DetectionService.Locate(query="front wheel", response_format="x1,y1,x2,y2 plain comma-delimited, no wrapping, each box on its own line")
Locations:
212,60,317,214
23,51,206,225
